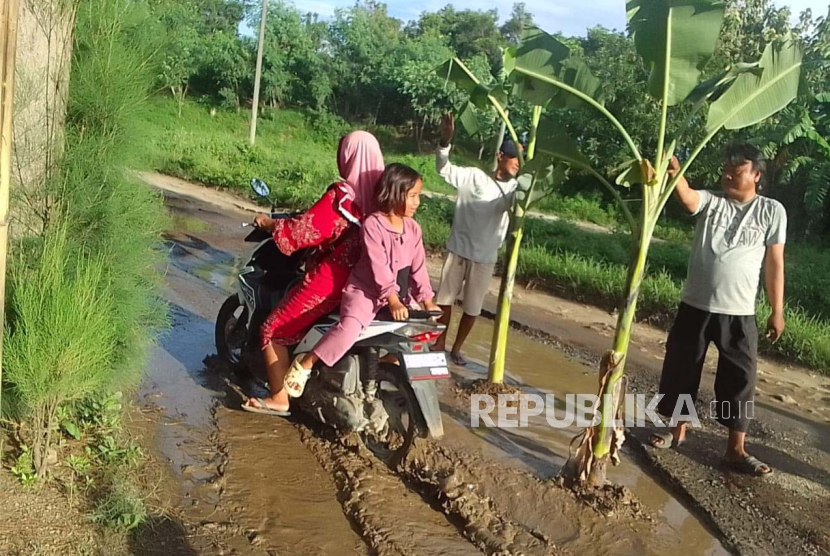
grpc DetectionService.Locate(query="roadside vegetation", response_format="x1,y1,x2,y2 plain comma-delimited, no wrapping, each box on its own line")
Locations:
1,0,168,545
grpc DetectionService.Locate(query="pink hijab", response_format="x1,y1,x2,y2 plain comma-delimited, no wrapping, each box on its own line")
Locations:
337,131,384,217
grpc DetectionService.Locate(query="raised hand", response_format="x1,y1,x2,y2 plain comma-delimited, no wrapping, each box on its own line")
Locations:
440,113,455,147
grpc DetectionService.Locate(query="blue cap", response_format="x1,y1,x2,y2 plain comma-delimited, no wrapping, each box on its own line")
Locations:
500,139,521,158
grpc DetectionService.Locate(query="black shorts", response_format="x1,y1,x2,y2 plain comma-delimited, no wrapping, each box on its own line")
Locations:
657,302,758,433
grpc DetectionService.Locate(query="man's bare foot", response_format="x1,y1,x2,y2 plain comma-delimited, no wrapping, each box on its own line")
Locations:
430,343,446,352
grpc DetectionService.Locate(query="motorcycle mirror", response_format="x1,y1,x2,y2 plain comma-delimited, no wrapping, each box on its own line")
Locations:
250,178,270,198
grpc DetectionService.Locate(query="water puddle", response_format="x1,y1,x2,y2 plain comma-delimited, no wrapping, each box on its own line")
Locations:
141,227,369,555
440,311,730,556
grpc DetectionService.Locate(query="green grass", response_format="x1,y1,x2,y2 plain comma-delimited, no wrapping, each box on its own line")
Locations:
139,98,524,206
88,471,147,533
138,98,830,374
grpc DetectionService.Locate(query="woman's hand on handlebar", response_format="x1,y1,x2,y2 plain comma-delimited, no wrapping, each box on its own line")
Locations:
253,214,276,232
388,295,409,321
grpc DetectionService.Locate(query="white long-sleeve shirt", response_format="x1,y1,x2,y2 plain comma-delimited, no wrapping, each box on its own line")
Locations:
436,145,518,264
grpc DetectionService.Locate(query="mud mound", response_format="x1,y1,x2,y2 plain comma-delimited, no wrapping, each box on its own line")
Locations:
454,379,524,408
465,379,523,397
556,477,650,520
403,439,563,556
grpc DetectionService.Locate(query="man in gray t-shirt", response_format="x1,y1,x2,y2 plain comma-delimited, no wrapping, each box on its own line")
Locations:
651,144,786,477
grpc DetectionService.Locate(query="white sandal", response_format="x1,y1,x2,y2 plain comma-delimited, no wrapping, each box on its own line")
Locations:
284,355,312,398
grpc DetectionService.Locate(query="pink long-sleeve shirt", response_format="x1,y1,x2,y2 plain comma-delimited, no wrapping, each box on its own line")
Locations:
342,212,433,326
312,213,434,366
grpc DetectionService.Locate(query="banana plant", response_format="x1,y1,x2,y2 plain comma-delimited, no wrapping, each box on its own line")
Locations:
441,0,803,486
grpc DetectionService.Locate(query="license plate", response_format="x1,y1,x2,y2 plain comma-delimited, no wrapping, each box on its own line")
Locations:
403,352,447,368
403,353,450,379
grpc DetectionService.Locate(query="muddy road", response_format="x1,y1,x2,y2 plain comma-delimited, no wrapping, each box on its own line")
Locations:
135,173,829,556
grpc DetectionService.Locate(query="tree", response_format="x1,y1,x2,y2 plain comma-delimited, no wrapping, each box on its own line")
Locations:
755,95,830,237
253,3,331,109
149,0,251,108
441,2,802,485
501,2,534,45
191,0,248,34
392,30,455,143
199,30,251,107
415,6,505,68
329,1,403,120
392,32,499,146
154,1,203,115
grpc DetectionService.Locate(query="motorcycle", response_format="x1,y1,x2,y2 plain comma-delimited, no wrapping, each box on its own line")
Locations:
215,179,449,464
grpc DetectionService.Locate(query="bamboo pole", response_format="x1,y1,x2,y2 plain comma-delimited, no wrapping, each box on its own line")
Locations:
249,0,267,145
0,0,20,413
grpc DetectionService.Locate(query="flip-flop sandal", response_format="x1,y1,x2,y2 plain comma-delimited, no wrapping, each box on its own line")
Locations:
449,352,467,366
284,355,312,399
649,431,685,449
241,398,291,417
723,455,773,476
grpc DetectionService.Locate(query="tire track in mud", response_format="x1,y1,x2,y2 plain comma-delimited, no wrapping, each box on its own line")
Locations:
211,368,669,556
294,425,485,556
401,439,563,556
399,438,664,556
292,416,658,556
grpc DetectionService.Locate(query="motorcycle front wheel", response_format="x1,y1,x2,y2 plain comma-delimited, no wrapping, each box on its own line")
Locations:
215,294,249,365
359,363,423,467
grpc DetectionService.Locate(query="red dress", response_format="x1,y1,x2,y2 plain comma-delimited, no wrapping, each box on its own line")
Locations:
260,184,363,349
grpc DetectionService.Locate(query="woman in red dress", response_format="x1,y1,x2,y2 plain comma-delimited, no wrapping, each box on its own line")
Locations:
242,131,384,415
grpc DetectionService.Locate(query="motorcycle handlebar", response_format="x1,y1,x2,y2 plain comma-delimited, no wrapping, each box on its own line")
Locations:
242,211,303,228
376,308,443,321
407,310,443,320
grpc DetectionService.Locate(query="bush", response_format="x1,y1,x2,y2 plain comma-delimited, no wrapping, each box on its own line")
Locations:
4,227,118,474
2,0,168,476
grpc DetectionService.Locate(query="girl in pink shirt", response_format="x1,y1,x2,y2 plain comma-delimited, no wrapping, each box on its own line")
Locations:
284,163,440,397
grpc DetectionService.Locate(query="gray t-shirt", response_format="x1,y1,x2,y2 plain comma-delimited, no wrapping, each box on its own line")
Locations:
681,190,787,316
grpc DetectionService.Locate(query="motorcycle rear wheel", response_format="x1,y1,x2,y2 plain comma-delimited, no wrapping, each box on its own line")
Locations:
215,295,248,365
359,363,423,467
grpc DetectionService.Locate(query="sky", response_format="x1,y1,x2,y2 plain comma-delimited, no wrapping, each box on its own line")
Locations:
285,0,829,37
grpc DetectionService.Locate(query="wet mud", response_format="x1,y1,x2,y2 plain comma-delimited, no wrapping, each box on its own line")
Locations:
136,174,829,556
465,302,830,556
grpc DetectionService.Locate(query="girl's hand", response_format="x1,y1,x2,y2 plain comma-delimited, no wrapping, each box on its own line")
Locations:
423,300,442,314
254,214,275,231
389,298,409,321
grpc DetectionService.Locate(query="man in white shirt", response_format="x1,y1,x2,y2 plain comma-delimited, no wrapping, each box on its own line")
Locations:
431,113,519,365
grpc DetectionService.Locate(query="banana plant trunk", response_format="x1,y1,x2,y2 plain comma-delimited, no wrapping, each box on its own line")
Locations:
487,218,524,383
563,209,656,485
487,105,539,384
